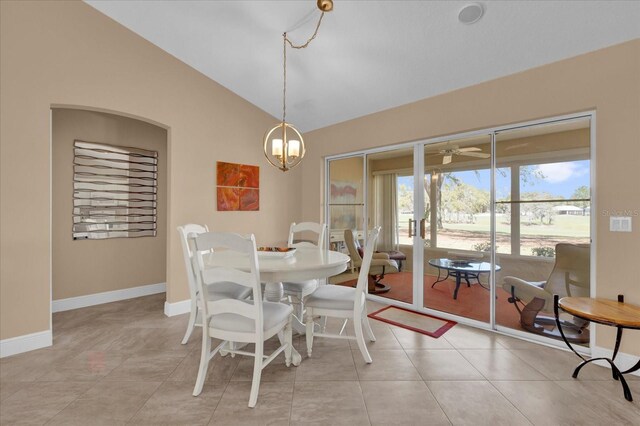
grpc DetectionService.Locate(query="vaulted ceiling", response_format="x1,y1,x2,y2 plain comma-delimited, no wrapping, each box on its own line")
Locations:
86,1,640,131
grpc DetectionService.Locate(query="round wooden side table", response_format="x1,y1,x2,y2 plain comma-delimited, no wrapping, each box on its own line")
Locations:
554,294,640,401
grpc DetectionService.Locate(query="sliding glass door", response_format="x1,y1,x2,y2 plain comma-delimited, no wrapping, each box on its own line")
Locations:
495,117,592,346
421,134,494,326
326,113,593,347
366,147,415,305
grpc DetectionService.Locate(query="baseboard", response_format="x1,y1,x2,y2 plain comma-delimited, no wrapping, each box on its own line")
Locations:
52,282,166,313
592,346,640,377
164,299,191,317
0,330,52,358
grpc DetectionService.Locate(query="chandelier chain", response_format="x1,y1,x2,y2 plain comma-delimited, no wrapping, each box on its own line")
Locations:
285,11,325,50
282,11,326,123
282,33,287,123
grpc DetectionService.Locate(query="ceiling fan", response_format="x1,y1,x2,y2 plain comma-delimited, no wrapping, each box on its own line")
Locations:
439,145,490,165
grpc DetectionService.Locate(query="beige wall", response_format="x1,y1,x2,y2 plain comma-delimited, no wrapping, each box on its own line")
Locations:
1,1,301,340
52,109,167,300
304,40,640,354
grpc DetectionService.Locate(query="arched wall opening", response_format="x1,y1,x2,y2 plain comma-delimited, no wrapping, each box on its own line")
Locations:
50,105,170,331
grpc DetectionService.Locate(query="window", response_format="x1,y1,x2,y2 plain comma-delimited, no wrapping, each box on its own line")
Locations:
424,160,589,256
429,168,492,252
396,175,414,245
500,160,591,256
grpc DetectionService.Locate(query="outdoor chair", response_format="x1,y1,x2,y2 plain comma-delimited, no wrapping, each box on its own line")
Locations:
503,243,590,343
344,228,399,294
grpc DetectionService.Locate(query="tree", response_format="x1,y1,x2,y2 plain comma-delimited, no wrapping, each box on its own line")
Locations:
433,172,460,228
520,165,546,186
521,191,558,225
571,185,590,209
443,182,490,223
397,183,413,212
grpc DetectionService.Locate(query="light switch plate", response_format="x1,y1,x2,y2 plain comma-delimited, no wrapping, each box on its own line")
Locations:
610,216,632,232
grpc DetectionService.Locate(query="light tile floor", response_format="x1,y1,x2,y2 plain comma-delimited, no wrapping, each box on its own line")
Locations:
1,293,638,425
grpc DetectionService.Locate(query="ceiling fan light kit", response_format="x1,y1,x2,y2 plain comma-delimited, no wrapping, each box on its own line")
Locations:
263,0,333,172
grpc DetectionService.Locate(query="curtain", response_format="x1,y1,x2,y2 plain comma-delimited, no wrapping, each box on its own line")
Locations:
374,173,398,251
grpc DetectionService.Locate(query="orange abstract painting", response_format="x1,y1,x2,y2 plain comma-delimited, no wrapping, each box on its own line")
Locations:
217,162,259,211
239,188,259,211
239,164,259,188
217,187,239,211
217,162,240,187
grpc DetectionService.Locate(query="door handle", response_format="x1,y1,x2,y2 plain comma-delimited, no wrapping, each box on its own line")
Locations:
408,219,417,237
420,218,426,239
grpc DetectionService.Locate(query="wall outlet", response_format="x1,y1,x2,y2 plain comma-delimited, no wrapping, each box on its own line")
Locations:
610,216,632,232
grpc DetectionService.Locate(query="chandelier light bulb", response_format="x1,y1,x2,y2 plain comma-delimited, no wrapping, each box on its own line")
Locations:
272,139,283,157
288,140,300,158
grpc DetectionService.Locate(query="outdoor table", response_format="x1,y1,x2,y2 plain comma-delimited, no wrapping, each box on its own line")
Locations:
429,258,501,300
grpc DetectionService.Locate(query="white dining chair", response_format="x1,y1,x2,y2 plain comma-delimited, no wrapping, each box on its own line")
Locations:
191,231,295,408
304,227,380,363
177,224,251,344
282,222,328,328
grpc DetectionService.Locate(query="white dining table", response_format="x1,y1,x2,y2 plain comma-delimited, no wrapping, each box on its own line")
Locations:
205,247,350,364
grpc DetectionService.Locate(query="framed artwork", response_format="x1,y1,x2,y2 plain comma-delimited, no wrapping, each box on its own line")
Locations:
216,162,259,211
329,205,356,230
329,180,361,231
330,181,358,204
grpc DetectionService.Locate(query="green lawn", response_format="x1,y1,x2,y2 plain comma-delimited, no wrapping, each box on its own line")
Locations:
397,213,590,253
399,213,589,238
446,213,590,238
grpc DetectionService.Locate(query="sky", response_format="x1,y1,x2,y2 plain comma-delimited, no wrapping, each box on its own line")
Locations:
397,160,590,200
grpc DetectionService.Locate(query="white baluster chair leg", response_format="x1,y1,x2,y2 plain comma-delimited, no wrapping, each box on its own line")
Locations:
248,342,263,408
354,315,373,364
284,317,293,367
181,300,198,344
362,311,376,342
297,299,305,325
305,309,315,357
193,330,212,396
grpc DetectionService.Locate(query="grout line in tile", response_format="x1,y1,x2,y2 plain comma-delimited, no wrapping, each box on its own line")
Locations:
206,375,231,425
421,380,454,426
355,379,373,426
502,346,560,381
124,380,164,424
486,380,539,426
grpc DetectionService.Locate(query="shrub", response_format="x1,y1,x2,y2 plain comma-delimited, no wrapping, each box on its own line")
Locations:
531,247,556,257
472,242,493,252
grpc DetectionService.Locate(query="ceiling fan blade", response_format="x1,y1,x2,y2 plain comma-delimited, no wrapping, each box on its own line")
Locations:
457,147,482,152
459,152,490,158
504,142,529,151
443,155,452,165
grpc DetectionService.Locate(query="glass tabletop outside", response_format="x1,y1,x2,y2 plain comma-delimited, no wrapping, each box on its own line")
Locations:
428,258,501,273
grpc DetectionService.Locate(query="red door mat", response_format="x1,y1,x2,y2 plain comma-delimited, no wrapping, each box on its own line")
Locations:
368,306,457,338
